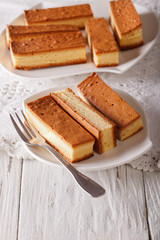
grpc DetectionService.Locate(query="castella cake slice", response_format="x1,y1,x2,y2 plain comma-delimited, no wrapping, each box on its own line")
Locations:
6,24,79,48
26,95,95,163
51,88,116,154
10,31,86,70
109,0,143,49
85,17,119,67
77,72,143,141
24,4,93,29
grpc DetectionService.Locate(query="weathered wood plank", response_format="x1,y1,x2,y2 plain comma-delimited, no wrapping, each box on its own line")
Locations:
0,151,22,240
144,171,160,240
18,159,149,240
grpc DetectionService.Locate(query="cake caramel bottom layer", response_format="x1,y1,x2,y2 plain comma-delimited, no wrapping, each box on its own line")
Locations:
11,48,86,70
25,16,93,29
110,15,143,49
26,107,94,163
118,117,143,141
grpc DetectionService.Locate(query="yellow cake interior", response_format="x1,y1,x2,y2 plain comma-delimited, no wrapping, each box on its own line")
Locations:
10,47,86,69
118,117,143,141
93,50,119,67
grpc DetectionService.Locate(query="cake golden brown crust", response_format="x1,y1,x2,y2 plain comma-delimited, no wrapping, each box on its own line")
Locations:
77,72,143,140
7,24,79,35
109,0,142,35
6,24,79,48
10,32,85,54
24,4,93,28
77,72,139,129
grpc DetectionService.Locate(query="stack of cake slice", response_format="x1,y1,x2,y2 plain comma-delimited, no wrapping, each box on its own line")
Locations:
26,95,95,163
7,4,94,70
51,88,116,154
85,18,119,67
6,0,144,70
25,72,144,163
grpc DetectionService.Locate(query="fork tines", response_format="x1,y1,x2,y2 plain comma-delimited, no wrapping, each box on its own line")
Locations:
10,110,36,143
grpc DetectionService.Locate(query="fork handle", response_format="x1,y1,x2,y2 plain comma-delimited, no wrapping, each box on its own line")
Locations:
42,143,105,198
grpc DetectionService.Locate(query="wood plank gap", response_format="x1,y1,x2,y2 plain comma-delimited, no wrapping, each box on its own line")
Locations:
116,166,120,179
142,170,152,240
16,159,24,240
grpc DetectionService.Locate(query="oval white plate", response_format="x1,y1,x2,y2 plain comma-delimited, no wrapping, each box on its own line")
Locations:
0,0,159,79
23,85,152,171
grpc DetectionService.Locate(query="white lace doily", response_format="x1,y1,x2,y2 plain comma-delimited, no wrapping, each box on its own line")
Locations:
0,0,160,172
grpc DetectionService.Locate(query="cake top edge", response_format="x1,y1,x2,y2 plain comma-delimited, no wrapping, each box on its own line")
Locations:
109,0,142,34
6,24,79,36
10,31,85,54
24,4,93,23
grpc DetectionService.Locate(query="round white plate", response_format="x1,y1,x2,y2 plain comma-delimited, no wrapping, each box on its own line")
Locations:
0,0,159,79
23,85,152,171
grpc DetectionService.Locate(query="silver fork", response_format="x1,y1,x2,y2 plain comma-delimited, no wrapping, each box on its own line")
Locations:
10,111,105,198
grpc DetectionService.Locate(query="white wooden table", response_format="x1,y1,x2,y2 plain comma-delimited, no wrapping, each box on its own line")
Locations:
0,0,160,239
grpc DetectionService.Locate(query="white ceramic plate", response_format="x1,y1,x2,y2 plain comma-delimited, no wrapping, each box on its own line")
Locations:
0,0,159,79
23,85,152,171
